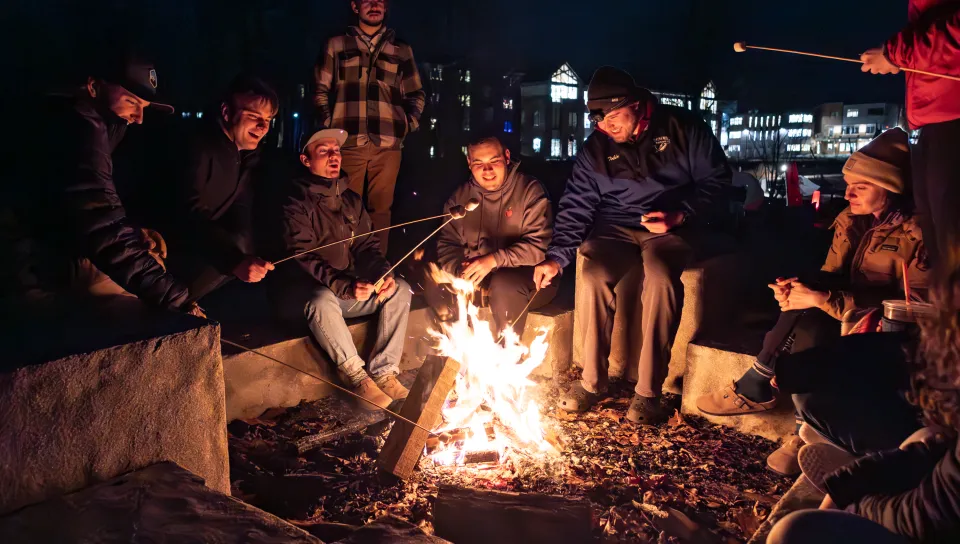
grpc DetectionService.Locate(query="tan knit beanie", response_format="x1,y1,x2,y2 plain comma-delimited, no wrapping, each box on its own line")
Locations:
841,127,910,194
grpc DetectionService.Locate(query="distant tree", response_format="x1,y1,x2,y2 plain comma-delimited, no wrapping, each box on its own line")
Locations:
744,129,798,200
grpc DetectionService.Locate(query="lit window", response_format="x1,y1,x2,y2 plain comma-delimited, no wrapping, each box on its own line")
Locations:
777,115,782,125
569,112,577,128
430,117,437,130
551,138,561,158
729,131,742,140
584,113,591,129
464,70,471,83
504,121,513,133
568,138,577,157
551,63,579,85
460,94,471,107
731,117,743,126
789,114,803,124
461,146,468,156
804,128,812,137
804,114,813,123
847,109,859,118
197,112,204,119
700,81,717,114
728,144,740,152
661,97,685,107
533,137,542,153
181,112,190,118
721,129,728,146
859,124,867,134
583,90,588,105
503,98,513,110
429,146,435,158
801,144,811,152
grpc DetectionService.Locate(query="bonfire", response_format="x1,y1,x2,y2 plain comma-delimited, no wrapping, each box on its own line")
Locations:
424,264,559,467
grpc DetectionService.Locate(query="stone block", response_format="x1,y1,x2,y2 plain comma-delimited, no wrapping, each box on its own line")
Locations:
681,342,796,441
573,251,741,394
0,462,321,543
0,298,229,515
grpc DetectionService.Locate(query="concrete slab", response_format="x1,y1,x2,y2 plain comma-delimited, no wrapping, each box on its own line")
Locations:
222,299,574,421
681,341,796,442
0,462,321,543
0,297,229,515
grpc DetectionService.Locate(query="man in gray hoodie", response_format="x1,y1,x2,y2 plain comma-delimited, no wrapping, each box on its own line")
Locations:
435,136,557,335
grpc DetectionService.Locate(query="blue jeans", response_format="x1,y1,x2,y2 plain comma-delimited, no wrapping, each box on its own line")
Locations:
302,279,412,379
768,509,907,544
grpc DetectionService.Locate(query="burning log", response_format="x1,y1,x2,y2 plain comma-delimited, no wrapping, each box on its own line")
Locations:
377,356,460,480
433,485,593,544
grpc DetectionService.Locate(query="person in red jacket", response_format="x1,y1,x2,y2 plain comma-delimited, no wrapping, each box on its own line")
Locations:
861,1,960,297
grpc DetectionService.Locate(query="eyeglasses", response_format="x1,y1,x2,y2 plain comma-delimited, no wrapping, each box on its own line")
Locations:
589,99,638,125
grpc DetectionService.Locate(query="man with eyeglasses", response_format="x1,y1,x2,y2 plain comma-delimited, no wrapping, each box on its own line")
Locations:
534,66,732,425
313,0,425,255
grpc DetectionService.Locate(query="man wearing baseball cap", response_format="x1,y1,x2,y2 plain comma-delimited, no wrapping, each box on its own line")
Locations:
4,49,202,316
534,66,732,425
267,128,412,410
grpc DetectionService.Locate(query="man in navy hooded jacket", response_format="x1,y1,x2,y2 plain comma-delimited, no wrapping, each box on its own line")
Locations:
534,67,731,425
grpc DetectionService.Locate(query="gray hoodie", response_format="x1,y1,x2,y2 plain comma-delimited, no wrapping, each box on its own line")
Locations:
436,163,552,274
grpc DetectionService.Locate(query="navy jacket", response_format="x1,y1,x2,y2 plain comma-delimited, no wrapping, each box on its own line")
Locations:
8,94,190,309
546,103,732,269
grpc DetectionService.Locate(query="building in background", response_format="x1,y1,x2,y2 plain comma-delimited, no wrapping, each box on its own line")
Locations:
813,102,902,156
519,63,587,160
724,111,815,161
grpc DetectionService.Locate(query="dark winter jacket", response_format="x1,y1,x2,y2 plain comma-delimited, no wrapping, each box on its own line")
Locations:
436,163,552,274
169,121,262,276
825,435,960,543
275,173,390,299
7,94,190,309
546,96,732,269
885,1,960,128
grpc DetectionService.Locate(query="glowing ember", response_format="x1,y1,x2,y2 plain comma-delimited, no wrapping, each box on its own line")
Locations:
426,264,558,466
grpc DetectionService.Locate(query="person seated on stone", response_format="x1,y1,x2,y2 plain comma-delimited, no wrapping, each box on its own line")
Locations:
532,66,733,425
432,135,556,335
268,128,411,410
697,128,929,474
767,300,960,544
162,75,278,305
3,48,202,317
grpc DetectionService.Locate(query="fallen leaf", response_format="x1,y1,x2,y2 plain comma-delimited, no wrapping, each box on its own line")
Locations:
667,410,687,428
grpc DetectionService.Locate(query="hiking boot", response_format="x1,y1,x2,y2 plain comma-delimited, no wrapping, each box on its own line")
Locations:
798,443,857,495
626,395,667,425
375,374,409,401
766,435,804,476
558,382,605,413
696,381,777,416
352,378,393,411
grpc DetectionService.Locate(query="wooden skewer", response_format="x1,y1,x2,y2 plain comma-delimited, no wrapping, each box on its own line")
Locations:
903,261,911,306
734,42,960,82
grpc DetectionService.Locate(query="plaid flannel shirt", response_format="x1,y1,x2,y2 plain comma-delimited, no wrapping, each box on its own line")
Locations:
313,26,425,149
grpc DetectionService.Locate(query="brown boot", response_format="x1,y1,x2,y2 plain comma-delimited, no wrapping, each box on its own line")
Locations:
766,435,804,476
375,374,409,401
696,381,777,416
352,378,393,411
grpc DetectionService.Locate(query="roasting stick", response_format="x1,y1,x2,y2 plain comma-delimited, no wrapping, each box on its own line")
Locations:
903,261,911,307
274,210,465,265
221,338,432,433
733,41,960,82
347,199,481,312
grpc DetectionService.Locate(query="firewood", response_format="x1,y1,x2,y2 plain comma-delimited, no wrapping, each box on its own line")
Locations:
433,485,593,544
377,356,460,480
294,411,388,453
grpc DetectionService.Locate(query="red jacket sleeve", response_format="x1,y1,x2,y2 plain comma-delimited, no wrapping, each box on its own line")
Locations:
885,8,960,73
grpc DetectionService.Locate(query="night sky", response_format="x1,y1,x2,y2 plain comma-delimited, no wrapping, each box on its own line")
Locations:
3,0,908,112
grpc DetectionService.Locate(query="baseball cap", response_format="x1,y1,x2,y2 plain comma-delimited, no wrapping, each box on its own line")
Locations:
301,128,348,153
94,51,174,114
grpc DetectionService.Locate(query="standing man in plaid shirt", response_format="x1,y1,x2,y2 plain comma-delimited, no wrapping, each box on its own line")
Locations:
314,0,425,254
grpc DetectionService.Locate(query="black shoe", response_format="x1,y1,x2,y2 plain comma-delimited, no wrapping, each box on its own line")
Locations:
626,395,667,425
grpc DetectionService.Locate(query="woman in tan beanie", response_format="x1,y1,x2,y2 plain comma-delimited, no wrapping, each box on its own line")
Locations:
697,128,930,475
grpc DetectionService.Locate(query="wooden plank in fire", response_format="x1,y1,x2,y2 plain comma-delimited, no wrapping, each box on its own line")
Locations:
434,485,593,544
377,355,460,480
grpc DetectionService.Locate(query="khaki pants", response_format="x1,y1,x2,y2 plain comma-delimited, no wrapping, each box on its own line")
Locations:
578,223,702,398
340,144,402,255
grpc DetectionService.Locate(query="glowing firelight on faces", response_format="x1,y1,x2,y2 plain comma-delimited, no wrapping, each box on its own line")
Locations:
427,264,557,465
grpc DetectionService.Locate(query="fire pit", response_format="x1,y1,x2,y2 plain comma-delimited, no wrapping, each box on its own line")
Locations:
227,266,794,542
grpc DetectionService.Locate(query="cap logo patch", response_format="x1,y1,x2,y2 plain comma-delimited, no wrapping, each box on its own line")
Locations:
149,69,158,89
654,136,671,152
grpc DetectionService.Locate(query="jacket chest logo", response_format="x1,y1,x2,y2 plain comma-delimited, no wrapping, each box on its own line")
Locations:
607,154,621,162
654,136,671,152
505,207,513,218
